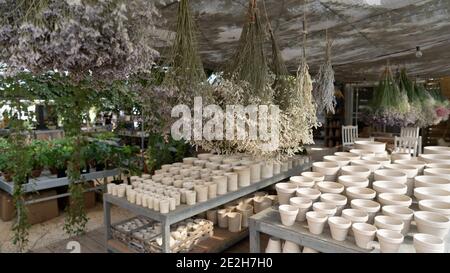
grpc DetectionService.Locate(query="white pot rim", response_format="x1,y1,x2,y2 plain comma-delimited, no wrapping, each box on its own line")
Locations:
351,199,381,212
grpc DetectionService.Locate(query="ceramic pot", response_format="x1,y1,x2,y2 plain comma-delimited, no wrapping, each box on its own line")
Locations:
374,169,407,184
414,176,450,191
373,181,407,195
146,195,154,209
334,152,360,161
346,187,376,201
391,152,411,161
350,160,382,173
265,237,282,253
261,162,274,179
338,175,369,188
350,199,380,223
279,205,299,226
394,159,426,174
382,205,414,235
127,190,137,204
217,209,229,228
362,156,390,167
290,176,315,188
225,172,238,192
312,161,340,181
302,247,319,253
289,197,312,221
323,156,351,167
352,223,377,249
233,166,251,188
228,212,242,233
419,154,450,164
185,190,196,205
281,162,289,172
282,240,301,253
414,211,450,239
296,188,321,202
306,211,328,235
169,197,176,211
377,229,404,253
349,149,375,157
219,164,233,172
328,216,351,241
197,153,213,160
206,182,218,199
301,172,325,183
424,168,450,179
316,182,345,194
183,157,197,165
195,185,208,202
418,200,450,218
342,209,368,223
153,198,160,211
160,199,170,214
111,185,118,196
205,162,220,170
413,233,445,253
340,166,371,179
378,193,412,207
426,163,450,169
313,202,337,217
414,187,450,202
254,196,273,214
213,176,228,195
209,155,223,164
275,183,298,205
385,164,418,196
354,140,386,153
237,203,254,228
424,146,450,155
320,193,347,215
136,193,143,206
374,215,404,233
273,163,281,175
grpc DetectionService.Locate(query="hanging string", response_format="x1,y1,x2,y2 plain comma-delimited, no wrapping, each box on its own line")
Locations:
302,0,308,59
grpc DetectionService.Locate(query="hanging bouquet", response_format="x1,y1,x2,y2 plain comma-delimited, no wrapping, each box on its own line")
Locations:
428,86,450,124
313,37,336,114
367,66,412,127
0,0,160,81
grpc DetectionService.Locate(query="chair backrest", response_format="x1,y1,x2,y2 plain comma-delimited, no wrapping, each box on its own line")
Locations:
401,127,419,138
394,136,419,157
342,125,358,147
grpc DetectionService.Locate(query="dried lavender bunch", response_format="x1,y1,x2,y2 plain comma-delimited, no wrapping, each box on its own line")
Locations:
0,0,160,81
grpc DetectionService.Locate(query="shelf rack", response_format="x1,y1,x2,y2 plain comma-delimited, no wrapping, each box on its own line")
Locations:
103,161,313,253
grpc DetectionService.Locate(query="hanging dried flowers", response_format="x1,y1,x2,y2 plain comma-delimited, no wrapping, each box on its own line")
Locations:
0,0,160,81
313,36,336,114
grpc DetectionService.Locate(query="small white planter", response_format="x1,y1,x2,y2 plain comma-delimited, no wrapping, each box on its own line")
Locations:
414,211,450,239
273,163,281,175
320,193,347,215
334,152,360,161
419,154,450,164
328,216,351,241
290,176,315,188
233,166,251,188
282,240,301,253
225,172,238,192
362,156,390,167
306,211,328,235
159,199,170,214
350,199,380,223
340,166,371,179
316,181,344,194
424,168,450,179
194,185,208,202
313,161,340,177
296,188,321,202
351,160,382,176
279,205,299,226
185,190,196,205
382,205,414,235
426,163,450,169
338,175,369,188
323,156,351,167
301,172,325,183
378,193,412,207
237,203,253,228
414,187,450,202
241,161,261,183
352,223,377,249
213,176,228,195
349,149,375,157
346,187,376,201
414,176,450,191
424,146,450,155
276,183,298,205
265,237,281,253
183,157,197,165
373,181,407,195
418,200,450,218
391,152,411,161
377,229,404,253
394,159,426,174
374,169,407,184
206,182,217,199
374,215,404,233
313,202,337,217
354,141,386,153
290,197,312,221
342,209,368,223
261,162,274,179
217,209,229,228
228,212,242,233
413,233,445,253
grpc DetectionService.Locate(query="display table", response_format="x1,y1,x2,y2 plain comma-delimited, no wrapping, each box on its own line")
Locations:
103,162,312,253
249,207,450,253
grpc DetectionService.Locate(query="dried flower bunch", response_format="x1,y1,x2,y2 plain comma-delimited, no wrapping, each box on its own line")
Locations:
0,0,160,80
313,36,336,114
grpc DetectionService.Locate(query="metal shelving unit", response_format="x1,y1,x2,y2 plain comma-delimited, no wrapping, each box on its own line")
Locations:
103,161,312,253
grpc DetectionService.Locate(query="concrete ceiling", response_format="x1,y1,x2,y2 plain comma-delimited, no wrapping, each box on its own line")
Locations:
154,0,450,82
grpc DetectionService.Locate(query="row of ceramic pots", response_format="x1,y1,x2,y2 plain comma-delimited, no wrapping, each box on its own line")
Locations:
265,238,317,253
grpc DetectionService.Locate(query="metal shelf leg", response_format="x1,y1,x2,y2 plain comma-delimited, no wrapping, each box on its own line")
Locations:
249,218,261,253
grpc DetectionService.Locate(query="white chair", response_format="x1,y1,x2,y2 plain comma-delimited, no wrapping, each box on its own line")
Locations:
400,127,421,154
394,136,419,157
342,125,358,151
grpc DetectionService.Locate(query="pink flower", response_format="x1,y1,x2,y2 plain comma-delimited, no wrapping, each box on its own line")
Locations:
436,107,449,118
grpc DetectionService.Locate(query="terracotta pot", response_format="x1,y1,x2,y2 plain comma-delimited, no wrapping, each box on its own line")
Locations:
328,216,351,241
282,240,301,253
373,181,407,195
237,203,254,228
374,215,404,233
418,200,450,218
275,183,298,205
289,197,312,221
382,205,414,235
289,176,315,188
31,168,43,178
350,199,380,224
320,193,347,215
227,212,242,233
413,233,445,253
346,187,376,201
313,202,337,217
296,188,321,202
338,175,369,188
279,205,299,226
342,209,368,223
261,162,274,179
414,211,450,239
233,166,251,188
265,237,282,253
414,187,450,202
352,223,377,249
378,193,412,207
414,176,450,191
306,211,328,235
377,229,403,253
316,182,345,194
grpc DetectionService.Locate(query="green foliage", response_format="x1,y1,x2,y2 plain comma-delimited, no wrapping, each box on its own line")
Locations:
29,140,49,169
146,134,192,173
45,138,74,170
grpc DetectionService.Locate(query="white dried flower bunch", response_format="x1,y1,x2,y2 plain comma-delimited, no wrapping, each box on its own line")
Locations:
314,39,336,114
0,0,160,80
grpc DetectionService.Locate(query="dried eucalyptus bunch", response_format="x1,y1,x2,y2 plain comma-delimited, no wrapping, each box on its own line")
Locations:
0,0,160,80
313,37,336,114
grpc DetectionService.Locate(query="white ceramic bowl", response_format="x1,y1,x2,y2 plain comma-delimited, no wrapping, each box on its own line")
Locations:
349,149,375,157
342,209,369,223
354,141,386,153
426,163,450,169
414,211,450,239
340,166,371,178
313,202,337,217
418,200,450,218
350,199,381,214
362,156,391,167
312,161,340,175
378,193,412,207
275,183,298,194
391,152,411,161
301,172,325,182
384,164,418,178
334,152,360,161
374,215,404,233
346,187,376,201
323,156,351,167
419,154,450,164
423,168,450,179
381,205,414,234
414,187,450,202
351,160,382,172
414,176,450,191
374,169,407,184
373,181,407,195
296,188,321,201
320,193,348,207
394,160,426,173
338,175,369,188
413,233,445,253
316,182,345,194
424,146,450,155
289,176,315,188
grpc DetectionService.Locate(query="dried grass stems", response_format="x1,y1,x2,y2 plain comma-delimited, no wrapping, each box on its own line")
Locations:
313,37,336,114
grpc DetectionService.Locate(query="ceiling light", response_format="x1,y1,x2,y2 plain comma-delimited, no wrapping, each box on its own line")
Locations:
415,46,423,58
